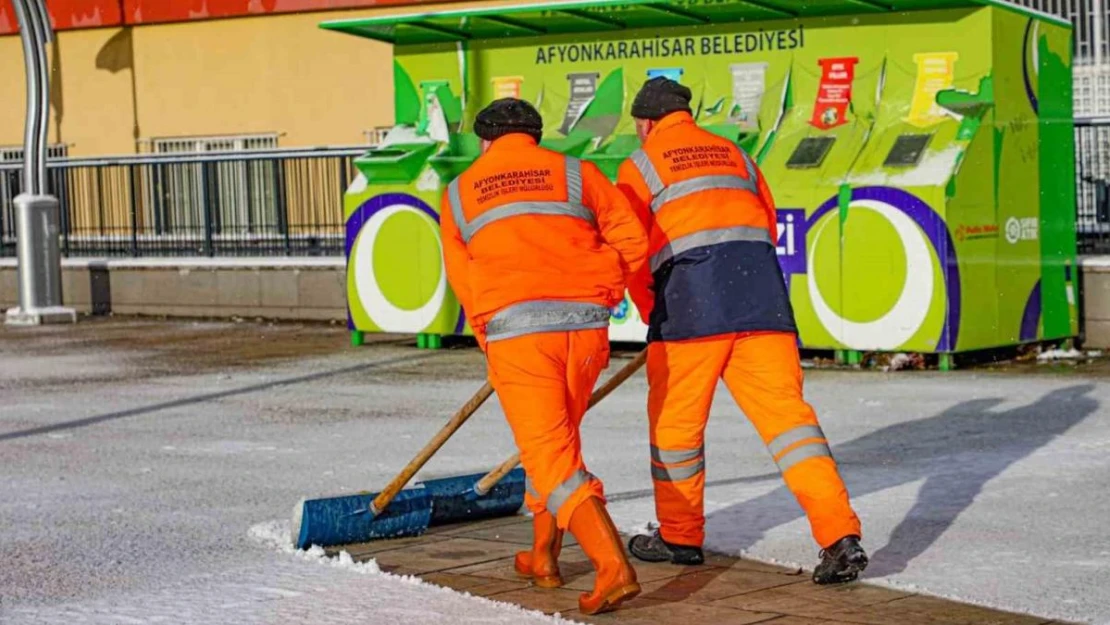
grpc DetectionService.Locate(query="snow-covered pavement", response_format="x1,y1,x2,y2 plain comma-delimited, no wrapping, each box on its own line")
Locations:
1,321,1107,624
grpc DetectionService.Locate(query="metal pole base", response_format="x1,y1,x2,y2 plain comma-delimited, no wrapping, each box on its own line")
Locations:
5,305,77,326
7,193,76,326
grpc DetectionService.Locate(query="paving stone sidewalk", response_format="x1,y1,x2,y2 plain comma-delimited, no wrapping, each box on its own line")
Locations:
329,515,1071,625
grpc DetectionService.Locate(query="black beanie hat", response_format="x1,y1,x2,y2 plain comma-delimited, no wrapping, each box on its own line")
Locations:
631,77,693,120
473,98,544,143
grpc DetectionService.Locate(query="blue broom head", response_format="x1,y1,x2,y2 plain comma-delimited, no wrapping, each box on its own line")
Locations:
422,467,526,526
291,485,433,550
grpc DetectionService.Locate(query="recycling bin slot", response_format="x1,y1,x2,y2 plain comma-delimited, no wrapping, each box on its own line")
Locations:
702,124,761,152
786,136,836,169
584,135,642,179
428,133,482,182
353,141,439,184
884,133,933,167
540,135,594,157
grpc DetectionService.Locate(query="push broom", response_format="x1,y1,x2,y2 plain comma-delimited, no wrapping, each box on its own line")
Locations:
292,350,646,550
469,349,648,499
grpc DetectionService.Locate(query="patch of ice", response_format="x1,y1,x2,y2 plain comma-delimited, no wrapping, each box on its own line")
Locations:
1036,348,1085,361
847,146,962,187
620,521,657,537
883,353,918,372
416,168,440,192
346,173,368,195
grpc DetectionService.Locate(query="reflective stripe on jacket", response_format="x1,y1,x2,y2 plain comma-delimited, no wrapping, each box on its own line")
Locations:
440,134,649,346
617,113,796,342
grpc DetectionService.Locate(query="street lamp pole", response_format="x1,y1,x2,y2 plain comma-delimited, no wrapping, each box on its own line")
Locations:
5,0,76,326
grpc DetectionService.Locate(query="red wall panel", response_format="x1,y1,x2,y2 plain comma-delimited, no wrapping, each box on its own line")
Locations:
2,0,467,34
0,0,122,35
122,0,460,25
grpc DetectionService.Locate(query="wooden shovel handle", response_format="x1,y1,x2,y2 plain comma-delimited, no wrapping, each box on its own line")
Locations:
473,349,647,496
370,381,494,515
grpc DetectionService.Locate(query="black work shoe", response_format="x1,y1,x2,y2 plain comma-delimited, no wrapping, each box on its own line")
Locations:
813,535,869,585
628,530,705,565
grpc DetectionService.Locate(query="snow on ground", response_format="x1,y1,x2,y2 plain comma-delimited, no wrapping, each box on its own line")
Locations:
4,519,576,625
1,321,1109,624
1037,348,1088,361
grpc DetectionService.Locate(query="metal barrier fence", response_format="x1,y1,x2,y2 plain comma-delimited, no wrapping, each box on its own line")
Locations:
1077,117,1110,253
0,147,363,258
4,137,1110,257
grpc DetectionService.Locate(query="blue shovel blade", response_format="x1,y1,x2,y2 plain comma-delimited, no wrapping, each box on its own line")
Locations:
421,468,526,526
293,485,433,550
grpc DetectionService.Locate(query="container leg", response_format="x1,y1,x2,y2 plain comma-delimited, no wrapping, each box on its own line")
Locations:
835,350,862,367
417,333,442,349
939,353,956,372
350,330,364,347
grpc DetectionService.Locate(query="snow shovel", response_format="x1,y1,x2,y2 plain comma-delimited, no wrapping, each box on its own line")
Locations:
410,349,647,532
292,382,504,549
292,350,646,549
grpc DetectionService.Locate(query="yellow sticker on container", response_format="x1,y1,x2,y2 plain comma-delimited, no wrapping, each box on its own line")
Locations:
491,76,525,99
906,52,959,128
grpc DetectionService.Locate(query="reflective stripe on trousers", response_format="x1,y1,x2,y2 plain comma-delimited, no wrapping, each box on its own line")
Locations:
447,155,594,243
485,300,611,343
767,424,833,473
545,468,596,519
650,444,705,482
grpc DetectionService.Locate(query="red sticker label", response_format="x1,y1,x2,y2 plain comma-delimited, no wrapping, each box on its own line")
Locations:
810,57,859,130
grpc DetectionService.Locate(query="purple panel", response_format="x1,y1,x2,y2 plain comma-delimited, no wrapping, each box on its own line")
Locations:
346,193,457,332
1020,280,1042,342
809,186,961,351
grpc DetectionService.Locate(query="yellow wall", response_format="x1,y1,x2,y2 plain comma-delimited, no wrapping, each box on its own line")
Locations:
0,35,27,149
0,0,538,157
131,9,394,151
0,27,136,155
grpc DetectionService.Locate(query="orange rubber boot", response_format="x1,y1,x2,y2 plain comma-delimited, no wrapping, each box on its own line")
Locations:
568,497,641,615
514,510,564,587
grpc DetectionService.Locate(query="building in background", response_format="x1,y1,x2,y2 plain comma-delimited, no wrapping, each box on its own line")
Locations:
0,0,500,158
2,0,1110,259
1014,0,1110,244
1010,0,1109,114
0,0,510,257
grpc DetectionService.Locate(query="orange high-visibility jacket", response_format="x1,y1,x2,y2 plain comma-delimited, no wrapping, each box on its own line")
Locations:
441,134,648,347
617,112,796,342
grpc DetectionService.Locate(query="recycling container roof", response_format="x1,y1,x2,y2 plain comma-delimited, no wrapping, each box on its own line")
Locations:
320,0,1069,45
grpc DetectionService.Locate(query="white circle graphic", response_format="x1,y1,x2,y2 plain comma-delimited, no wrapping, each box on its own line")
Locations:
807,199,935,350
354,204,447,332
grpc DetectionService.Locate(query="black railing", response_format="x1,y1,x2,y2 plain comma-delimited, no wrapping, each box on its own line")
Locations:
0,147,363,258
4,136,1110,257
1077,117,1110,254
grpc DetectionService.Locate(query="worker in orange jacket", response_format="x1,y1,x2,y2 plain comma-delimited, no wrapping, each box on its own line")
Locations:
616,78,868,585
441,98,648,614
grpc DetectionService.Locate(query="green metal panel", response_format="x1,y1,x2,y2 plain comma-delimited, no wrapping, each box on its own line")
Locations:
320,0,1069,45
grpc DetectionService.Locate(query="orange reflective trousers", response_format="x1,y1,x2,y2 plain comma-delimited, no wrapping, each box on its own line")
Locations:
648,331,860,549
487,328,609,529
